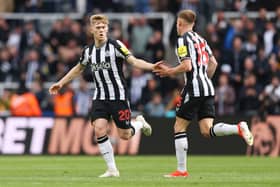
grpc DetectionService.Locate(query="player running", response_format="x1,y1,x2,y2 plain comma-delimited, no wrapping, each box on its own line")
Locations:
153,9,254,177
49,14,159,178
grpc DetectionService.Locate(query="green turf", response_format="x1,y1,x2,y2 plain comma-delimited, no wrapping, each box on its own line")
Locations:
0,155,279,187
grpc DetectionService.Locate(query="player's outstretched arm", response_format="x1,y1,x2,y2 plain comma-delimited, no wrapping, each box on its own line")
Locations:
153,59,192,77
49,63,85,95
126,55,161,71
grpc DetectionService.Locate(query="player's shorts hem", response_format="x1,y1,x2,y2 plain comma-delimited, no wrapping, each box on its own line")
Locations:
176,114,192,121
91,115,110,123
116,125,132,130
197,115,215,121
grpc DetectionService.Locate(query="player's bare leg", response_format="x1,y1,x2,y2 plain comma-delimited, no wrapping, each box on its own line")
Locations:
94,119,119,178
164,117,190,178
199,118,254,146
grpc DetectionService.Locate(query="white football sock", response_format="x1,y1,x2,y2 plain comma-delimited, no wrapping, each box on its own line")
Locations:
174,132,188,172
211,122,238,136
97,135,117,171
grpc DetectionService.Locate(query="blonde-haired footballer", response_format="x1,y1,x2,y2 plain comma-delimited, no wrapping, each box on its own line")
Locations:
49,14,162,177
154,9,254,177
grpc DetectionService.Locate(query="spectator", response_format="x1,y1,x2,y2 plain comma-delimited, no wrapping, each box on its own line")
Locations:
23,49,43,88
244,32,259,60
149,0,168,12
128,69,150,110
10,83,42,116
239,73,262,115
111,21,130,48
242,56,257,78
23,0,42,12
272,6,280,32
255,47,270,86
48,20,63,53
215,11,229,46
144,92,165,117
224,19,245,50
255,8,268,36
146,30,165,62
0,47,13,82
53,84,75,117
30,79,49,111
243,17,256,38
140,77,160,107
60,16,73,46
232,0,246,12
224,36,247,90
74,78,92,116
70,21,86,46
0,17,9,46
58,38,81,68
7,26,22,50
7,46,21,81
259,76,280,114
204,23,220,49
263,21,276,57
268,54,280,81
135,0,151,13
130,16,153,58
20,21,37,53
215,73,236,115
29,32,46,61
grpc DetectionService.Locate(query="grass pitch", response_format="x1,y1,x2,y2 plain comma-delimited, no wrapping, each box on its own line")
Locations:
0,155,279,187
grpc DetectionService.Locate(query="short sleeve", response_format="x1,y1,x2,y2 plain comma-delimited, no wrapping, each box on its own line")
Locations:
79,46,90,66
115,40,132,59
176,37,190,61
204,40,213,57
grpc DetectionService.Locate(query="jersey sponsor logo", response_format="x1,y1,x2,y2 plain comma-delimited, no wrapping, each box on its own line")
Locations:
177,45,188,57
91,61,112,71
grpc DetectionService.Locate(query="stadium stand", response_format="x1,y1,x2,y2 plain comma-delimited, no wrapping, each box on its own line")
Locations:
0,0,279,117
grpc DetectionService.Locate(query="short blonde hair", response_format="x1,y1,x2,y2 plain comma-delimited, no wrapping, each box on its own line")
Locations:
178,9,196,24
90,14,109,25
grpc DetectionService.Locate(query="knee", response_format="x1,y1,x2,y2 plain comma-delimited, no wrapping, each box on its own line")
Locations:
174,123,187,133
200,128,211,138
119,134,131,140
94,126,107,137
119,131,131,140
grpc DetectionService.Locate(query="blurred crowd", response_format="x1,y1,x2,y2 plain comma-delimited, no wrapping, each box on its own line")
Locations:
0,0,280,118
0,0,278,13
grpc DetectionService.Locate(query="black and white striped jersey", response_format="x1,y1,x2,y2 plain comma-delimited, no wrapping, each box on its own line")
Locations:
79,39,131,100
176,31,215,98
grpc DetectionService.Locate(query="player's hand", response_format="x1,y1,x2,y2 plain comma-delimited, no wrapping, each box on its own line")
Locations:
152,60,164,70
49,83,63,95
153,61,171,77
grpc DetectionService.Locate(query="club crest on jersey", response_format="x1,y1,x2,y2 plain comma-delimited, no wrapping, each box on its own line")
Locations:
105,50,111,57
177,45,188,57
91,61,111,71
